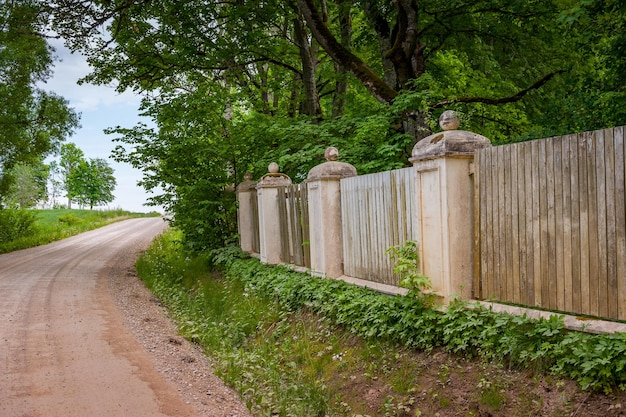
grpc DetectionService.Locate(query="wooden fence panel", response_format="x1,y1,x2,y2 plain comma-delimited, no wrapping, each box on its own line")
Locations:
341,168,417,286
475,126,626,320
250,190,260,253
277,184,311,268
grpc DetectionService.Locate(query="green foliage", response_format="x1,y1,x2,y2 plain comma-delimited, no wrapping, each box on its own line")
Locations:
0,208,38,243
0,1,79,198
3,161,49,208
0,208,157,253
209,248,626,393
46,0,626,251
135,235,626,416
56,143,116,209
136,231,334,416
385,240,431,296
66,158,116,209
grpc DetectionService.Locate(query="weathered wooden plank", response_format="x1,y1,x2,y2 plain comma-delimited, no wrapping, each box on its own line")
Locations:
503,144,513,301
579,132,591,315
545,138,557,310
473,152,482,299
380,172,391,283
484,151,493,299
595,130,609,318
340,179,350,275
390,171,400,247
615,126,626,320
561,135,574,312
511,144,521,304
604,128,618,319
277,187,290,263
301,184,311,268
498,145,507,299
531,139,542,307
251,190,260,253
488,148,497,298
478,150,490,299
554,136,565,311
587,131,600,316
535,140,550,307
515,143,528,304
380,173,389,282
363,176,372,279
524,141,535,305
520,142,536,306
569,134,582,314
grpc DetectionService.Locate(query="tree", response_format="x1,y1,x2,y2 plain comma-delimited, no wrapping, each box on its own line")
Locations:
47,160,63,208
0,0,80,199
46,0,626,250
66,158,116,209
3,161,49,208
59,142,85,208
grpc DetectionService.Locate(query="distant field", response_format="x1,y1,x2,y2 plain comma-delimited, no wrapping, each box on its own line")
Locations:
0,208,162,254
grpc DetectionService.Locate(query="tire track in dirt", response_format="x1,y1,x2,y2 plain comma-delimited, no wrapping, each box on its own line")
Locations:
0,218,214,417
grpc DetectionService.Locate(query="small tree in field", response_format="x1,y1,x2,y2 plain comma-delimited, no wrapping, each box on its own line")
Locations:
59,143,85,209
67,158,116,209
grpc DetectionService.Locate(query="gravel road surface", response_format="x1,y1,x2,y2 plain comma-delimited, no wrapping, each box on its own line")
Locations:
0,218,251,417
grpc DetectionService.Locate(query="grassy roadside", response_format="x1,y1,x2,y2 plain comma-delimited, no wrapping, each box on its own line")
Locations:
0,208,160,254
136,229,626,417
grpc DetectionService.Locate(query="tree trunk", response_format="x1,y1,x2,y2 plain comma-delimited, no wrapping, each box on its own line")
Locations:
296,0,397,104
364,1,397,88
293,13,322,117
332,0,352,118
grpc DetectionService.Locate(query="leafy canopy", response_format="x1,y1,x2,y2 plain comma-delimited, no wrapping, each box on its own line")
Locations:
0,0,79,199
46,0,626,250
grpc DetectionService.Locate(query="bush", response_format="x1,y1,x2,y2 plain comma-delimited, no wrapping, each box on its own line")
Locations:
213,246,626,393
0,208,38,243
57,213,82,226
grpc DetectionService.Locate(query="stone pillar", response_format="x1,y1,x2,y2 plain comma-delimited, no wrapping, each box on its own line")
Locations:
409,111,491,303
306,147,357,278
236,173,258,254
256,163,292,264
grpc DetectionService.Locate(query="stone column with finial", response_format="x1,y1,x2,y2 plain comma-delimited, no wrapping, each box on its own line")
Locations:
409,110,491,303
236,172,258,254
306,147,357,278
256,163,292,264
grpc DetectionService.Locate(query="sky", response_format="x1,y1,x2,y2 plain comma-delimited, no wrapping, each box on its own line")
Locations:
41,37,159,213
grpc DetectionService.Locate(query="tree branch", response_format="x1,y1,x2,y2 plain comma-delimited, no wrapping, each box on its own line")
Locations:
296,0,398,103
432,70,565,108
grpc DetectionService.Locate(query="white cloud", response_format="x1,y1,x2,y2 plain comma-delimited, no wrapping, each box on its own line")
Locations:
40,37,160,213
42,38,141,111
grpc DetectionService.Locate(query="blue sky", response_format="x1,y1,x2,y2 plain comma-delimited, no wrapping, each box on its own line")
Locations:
42,38,159,213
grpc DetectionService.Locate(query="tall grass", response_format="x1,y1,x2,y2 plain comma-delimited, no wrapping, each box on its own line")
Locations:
138,231,362,416
0,208,160,254
136,230,626,417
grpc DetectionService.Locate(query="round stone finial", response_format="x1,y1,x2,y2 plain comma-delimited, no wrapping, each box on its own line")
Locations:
243,172,253,181
439,110,460,131
324,146,339,162
268,162,279,174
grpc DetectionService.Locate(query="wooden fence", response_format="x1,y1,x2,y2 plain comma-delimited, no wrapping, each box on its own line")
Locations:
250,189,260,253
340,168,418,285
474,126,626,320
277,184,311,268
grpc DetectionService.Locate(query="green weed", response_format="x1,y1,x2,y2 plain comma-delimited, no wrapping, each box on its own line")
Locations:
0,208,159,253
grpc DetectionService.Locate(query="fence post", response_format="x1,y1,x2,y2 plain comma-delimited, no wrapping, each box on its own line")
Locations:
236,172,258,254
306,147,357,278
256,163,292,264
409,111,491,303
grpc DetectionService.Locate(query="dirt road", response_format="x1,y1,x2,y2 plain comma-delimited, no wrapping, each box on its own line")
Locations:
0,218,250,417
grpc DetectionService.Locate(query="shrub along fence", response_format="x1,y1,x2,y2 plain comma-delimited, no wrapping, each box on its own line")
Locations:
237,114,626,322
